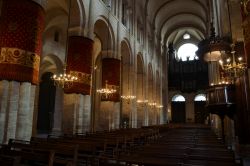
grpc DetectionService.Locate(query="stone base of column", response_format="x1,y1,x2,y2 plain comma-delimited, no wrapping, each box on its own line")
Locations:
144,107,149,126
131,101,137,128
16,83,36,141
0,80,9,143
136,106,144,128
63,94,91,135
0,81,36,143
6,81,20,142
98,101,120,131
82,95,91,133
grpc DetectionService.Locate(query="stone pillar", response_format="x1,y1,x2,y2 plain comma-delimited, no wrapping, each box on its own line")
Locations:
144,106,149,126
159,108,164,124
98,58,120,130
136,105,144,127
52,88,63,134
63,94,75,134
82,95,91,132
0,80,9,143
6,81,20,142
75,95,84,133
64,94,91,134
16,83,35,141
99,101,120,131
0,0,44,142
63,94,91,134
131,100,137,128
63,36,93,134
113,102,120,129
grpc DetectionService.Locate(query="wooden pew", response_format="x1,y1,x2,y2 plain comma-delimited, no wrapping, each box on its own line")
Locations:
5,139,79,166
0,155,21,166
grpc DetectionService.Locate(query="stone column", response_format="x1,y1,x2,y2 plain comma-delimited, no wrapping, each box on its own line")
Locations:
6,81,20,142
99,101,120,131
63,94,91,134
113,102,120,129
136,105,144,127
52,88,63,134
16,83,35,141
0,80,9,143
82,95,91,132
98,58,120,130
144,105,149,126
0,0,45,142
63,36,93,134
63,93,75,134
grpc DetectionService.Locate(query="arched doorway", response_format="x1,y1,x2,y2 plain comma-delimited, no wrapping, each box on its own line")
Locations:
171,94,186,123
37,72,56,134
194,94,208,123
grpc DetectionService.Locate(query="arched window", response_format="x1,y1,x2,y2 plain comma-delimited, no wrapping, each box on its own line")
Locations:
177,43,198,61
194,94,206,101
172,94,185,102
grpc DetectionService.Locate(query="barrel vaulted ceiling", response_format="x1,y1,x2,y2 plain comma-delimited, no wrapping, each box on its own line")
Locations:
145,0,210,46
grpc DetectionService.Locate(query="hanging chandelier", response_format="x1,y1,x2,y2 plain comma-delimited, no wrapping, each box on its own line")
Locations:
51,0,78,88
121,95,136,100
219,43,246,79
156,105,163,108
148,102,157,107
136,99,148,107
97,80,117,98
52,65,78,88
136,99,148,103
210,72,232,86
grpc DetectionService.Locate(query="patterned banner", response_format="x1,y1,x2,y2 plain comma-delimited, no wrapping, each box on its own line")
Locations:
0,0,45,84
101,58,120,102
241,0,250,22
64,36,94,95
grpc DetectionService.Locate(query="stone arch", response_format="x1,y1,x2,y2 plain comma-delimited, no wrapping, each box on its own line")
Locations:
94,18,115,57
40,54,64,76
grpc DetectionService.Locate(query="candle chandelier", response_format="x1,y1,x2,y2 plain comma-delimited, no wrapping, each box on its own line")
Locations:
52,0,78,88
97,80,116,98
52,65,78,88
148,102,157,107
219,43,246,79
